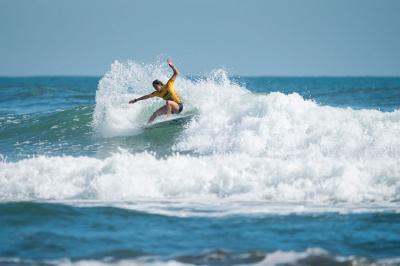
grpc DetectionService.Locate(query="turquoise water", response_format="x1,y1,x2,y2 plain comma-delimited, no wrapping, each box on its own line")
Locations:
1,62,400,265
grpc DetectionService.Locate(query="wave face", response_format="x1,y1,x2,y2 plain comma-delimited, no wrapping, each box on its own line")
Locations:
1,61,399,210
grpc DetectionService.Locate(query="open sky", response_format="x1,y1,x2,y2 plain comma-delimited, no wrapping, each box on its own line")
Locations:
0,0,399,76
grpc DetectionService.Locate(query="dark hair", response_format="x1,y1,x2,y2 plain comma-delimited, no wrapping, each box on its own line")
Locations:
152,79,164,86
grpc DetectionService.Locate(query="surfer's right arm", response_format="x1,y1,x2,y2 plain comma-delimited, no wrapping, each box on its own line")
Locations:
129,94,152,104
167,59,179,81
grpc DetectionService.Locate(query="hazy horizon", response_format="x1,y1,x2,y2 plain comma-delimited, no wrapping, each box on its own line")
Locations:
1,0,399,76
1,74,400,78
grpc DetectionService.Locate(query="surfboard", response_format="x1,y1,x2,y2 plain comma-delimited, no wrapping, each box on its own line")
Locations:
143,114,194,130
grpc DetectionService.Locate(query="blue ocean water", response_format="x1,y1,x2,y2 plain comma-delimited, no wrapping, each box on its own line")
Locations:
1,62,400,265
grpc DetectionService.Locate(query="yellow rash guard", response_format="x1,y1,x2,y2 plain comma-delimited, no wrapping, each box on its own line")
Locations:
150,78,182,104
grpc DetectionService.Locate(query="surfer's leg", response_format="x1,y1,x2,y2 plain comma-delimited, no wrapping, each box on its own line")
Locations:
166,100,180,114
148,105,168,123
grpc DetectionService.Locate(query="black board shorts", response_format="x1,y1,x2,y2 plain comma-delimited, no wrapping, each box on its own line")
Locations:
177,103,183,114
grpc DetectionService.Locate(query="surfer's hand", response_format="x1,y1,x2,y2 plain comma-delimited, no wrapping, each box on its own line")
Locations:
167,58,174,68
129,99,137,104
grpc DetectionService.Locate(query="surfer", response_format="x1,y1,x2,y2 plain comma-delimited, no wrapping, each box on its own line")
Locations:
129,59,183,123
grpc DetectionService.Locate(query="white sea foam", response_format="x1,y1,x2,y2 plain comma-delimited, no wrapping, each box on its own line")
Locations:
1,61,400,214
57,258,188,266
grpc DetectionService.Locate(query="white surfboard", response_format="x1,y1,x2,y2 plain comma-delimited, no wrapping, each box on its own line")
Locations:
143,114,194,130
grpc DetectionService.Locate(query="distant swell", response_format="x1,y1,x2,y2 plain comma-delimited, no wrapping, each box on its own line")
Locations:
1,248,399,266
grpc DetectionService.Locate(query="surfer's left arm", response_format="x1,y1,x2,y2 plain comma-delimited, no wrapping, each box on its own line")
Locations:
167,59,179,81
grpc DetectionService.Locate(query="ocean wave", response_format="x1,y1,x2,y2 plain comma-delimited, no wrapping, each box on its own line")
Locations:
2,248,400,266
1,61,400,212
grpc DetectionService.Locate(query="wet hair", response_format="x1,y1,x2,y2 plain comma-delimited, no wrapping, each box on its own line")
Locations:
152,79,164,87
